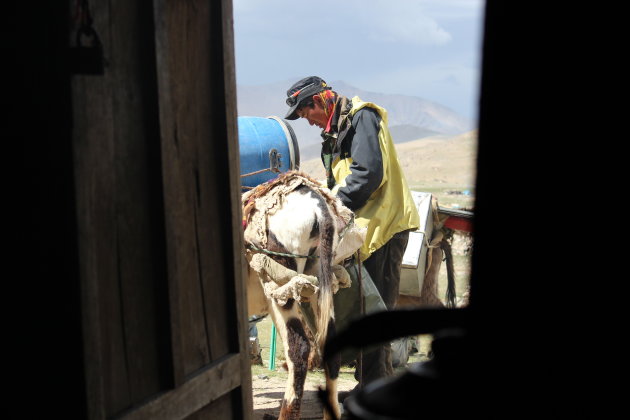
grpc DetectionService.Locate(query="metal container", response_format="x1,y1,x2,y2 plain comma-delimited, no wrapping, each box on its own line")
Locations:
399,191,434,297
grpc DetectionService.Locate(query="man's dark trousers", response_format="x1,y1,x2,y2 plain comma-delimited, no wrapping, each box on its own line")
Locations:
355,229,410,385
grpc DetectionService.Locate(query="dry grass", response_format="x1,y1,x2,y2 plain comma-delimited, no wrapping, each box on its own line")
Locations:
298,130,477,208
298,130,478,184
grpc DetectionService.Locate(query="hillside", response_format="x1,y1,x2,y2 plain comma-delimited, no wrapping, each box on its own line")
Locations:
298,130,478,191
237,79,474,160
329,81,473,135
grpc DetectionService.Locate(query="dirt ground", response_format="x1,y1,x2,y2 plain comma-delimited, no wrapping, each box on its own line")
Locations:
250,347,434,420
249,230,471,419
251,373,357,420
250,330,440,420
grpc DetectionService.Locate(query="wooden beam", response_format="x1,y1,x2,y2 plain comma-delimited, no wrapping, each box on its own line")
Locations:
117,354,242,420
153,0,217,383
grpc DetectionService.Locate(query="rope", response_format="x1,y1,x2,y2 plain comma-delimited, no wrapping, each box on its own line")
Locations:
354,252,364,389
247,243,319,259
337,214,354,243
245,216,355,260
424,229,444,276
240,167,275,178
240,167,277,190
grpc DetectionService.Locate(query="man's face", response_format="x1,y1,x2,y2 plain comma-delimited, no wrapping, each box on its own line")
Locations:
297,95,328,129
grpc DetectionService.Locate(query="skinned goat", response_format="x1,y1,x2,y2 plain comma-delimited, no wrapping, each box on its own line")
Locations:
243,171,365,420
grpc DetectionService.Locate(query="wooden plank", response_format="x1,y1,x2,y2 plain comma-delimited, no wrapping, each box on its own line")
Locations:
153,0,214,383
73,66,131,420
73,73,114,419
109,0,173,405
198,0,233,364
72,0,132,414
116,354,242,420
153,0,247,385
74,1,175,416
215,0,254,416
184,392,233,420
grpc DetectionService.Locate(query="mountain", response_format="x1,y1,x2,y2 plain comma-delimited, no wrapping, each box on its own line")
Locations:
236,79,475,160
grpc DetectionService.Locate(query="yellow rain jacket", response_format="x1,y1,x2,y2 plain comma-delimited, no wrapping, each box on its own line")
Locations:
321,96,420,261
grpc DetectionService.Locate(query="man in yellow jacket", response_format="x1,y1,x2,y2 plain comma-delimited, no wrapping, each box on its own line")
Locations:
285,76,420,396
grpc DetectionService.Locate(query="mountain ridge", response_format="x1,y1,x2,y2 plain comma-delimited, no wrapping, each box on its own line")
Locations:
237,79,475,160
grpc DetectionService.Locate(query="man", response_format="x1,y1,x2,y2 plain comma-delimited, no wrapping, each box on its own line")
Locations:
284,76,420,398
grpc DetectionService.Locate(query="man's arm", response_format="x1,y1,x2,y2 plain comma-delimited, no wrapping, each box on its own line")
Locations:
335,108,384,211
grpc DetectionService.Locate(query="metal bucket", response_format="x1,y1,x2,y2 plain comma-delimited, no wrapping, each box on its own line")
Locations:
237,116,300,190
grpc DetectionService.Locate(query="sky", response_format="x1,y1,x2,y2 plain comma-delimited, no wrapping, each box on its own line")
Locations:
232,0,486,121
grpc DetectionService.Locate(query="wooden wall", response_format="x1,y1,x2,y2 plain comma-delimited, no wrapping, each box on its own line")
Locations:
69,0,251,418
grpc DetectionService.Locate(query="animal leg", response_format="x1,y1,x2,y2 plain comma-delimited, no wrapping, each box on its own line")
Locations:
268,298,310,420
307,299,341,420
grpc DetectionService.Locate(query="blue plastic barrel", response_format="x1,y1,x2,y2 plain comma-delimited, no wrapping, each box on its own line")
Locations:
238,116,300,190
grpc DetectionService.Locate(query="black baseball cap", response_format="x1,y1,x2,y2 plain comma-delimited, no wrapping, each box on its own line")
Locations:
284,76,331,120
